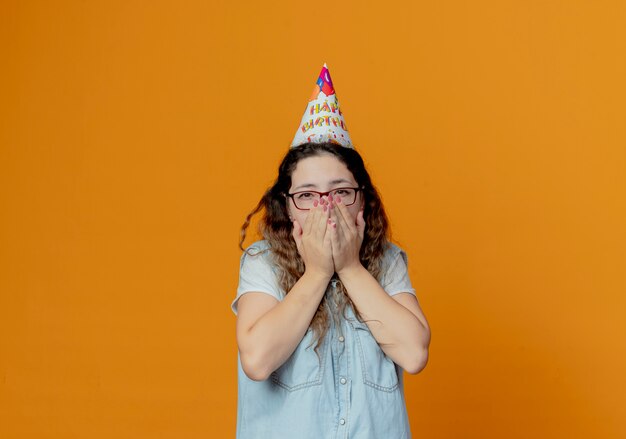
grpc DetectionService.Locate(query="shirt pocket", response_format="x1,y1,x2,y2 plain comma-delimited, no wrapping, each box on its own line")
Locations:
270,327,327,392
349,319,400,392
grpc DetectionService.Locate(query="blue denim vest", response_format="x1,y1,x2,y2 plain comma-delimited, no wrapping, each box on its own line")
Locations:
233,241,416,438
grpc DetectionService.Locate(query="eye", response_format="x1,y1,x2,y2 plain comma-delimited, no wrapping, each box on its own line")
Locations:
295,192,315,200
333,189,350,196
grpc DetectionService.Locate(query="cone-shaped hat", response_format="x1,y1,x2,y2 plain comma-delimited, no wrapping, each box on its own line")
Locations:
290,63,353,148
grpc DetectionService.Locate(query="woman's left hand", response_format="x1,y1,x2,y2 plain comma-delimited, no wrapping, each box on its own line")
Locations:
328,195,366,275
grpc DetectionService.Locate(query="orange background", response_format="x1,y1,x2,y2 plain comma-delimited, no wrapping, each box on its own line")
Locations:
1,1,625,437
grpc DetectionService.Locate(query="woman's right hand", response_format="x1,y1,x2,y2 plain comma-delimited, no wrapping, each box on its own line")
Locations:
292,196,334,278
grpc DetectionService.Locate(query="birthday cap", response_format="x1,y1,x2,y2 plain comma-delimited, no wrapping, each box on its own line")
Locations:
291,63,353,149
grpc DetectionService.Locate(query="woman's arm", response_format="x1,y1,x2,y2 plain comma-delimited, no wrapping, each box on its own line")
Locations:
328,197,431,374
236,270,330,381
338,266,431,374
236,200,334,381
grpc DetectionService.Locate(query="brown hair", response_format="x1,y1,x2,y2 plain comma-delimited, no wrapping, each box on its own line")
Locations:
239,142,391,355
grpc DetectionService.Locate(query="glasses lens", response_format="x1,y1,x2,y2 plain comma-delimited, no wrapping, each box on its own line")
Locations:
331,188,356,205
293,192,320,209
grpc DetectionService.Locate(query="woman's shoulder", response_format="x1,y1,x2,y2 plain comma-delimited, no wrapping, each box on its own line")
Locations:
238,239,279,276
383,241,408,259
240,240,273,264
243,239,271,254
380,241,412,274
378,241,415,293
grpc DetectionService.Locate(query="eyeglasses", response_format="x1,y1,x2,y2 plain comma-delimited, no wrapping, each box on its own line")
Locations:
286,187,362,210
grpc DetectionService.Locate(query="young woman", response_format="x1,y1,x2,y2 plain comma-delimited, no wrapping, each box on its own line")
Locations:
231,141,431,438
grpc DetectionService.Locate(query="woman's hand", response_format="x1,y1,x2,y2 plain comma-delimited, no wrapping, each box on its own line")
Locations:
328,195,366,275
292,196,334,279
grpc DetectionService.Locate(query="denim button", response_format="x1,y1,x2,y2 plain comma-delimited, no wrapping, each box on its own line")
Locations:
340,377,347,384
339,418,346,425
338,335,345,342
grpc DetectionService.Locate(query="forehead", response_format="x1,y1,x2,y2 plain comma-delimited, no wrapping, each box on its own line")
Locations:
290,155,356,188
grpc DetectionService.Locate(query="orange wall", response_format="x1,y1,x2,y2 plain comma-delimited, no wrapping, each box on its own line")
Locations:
1,1,625,437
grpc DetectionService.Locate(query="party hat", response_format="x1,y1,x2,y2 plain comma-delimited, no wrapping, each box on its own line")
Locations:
290,63,353,148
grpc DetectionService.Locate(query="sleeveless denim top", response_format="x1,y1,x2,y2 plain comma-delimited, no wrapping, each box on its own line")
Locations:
231,240,418,439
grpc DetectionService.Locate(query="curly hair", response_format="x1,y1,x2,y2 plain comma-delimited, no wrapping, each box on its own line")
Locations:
239,142,391,356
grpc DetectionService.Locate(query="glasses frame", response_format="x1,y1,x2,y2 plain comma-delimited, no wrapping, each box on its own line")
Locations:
286,186,363,211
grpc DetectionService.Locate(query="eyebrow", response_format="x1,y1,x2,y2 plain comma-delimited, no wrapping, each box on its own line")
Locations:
293,178,354,191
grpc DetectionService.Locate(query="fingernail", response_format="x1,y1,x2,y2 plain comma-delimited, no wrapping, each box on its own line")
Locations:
335,195,341,203
313,200,318,207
